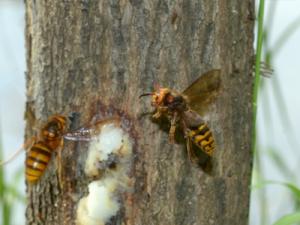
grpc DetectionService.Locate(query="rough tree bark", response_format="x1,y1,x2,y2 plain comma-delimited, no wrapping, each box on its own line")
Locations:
25,1,254,225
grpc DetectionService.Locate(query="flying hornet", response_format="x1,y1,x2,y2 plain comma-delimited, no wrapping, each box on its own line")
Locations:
140,69,221,164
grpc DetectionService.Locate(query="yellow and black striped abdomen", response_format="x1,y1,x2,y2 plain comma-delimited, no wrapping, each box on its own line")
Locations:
188,123,215,156
25,141,52,183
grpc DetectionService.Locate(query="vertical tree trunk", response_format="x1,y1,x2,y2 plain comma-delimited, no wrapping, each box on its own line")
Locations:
25,1,254,225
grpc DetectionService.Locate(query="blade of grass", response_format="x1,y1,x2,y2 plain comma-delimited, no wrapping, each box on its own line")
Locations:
0,122,12,225
5,185,26,203
253,145,269,225
3,201,12,225
253,0,265,152
267,148,295,180
271,75,300,155
273,212,300,225
6,167,25,203
253,179,300,220
12,166,24,185
253,0,267,223
263,0,277,57
260,79,275,140
267,181,300,202
253,180,300,208
0,122,5,200
271,15,300,58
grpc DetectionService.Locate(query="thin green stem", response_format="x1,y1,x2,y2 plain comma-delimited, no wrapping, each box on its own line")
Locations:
255,145,269,225
3,201,11,225
0,122,9,225
0,123,4,201
264,0,277,50
252,0,265,153
253,1,266,224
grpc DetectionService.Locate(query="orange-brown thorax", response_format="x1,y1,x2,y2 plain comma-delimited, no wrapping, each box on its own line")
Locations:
151,88,188,113
151,88,171,107
40,115,66,150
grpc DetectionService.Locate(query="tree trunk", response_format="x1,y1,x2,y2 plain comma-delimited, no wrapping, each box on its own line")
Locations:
25,1,254,225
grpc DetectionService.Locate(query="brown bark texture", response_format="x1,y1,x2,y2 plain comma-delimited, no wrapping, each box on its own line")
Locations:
25,0,254,225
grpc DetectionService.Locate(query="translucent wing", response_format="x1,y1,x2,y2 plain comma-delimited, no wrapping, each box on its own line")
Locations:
64,117,120,141
186,137,198,164
64,127,98,141
259,62,274,78
182,69,221,115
